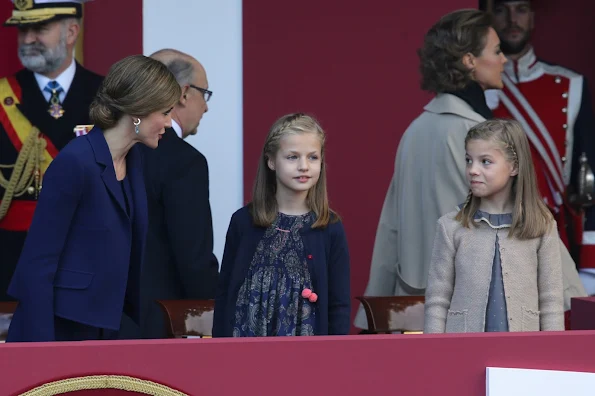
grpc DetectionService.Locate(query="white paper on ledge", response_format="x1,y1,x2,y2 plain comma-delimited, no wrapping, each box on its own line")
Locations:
486,367,595,396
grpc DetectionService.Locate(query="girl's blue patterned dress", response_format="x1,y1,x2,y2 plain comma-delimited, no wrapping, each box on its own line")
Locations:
233,212,316,336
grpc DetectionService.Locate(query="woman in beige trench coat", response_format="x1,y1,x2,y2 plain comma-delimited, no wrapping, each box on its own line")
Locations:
354,9,585,330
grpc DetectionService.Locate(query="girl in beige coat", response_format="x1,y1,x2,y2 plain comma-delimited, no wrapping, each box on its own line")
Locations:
424,119,565,333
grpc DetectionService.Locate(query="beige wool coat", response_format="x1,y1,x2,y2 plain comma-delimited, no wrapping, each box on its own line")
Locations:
354,94,484,329
424,210,565,333
354,94,586,330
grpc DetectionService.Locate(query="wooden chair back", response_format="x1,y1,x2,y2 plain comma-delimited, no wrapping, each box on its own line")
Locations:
155,299,214,338
0,302,17,341
356,296,425,334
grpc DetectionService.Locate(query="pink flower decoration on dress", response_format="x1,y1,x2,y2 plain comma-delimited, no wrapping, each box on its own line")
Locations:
302,288,312,298
308,293,318,303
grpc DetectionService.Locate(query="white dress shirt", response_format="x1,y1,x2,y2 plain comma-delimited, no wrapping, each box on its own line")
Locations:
34,58,76,103
171,119,183,138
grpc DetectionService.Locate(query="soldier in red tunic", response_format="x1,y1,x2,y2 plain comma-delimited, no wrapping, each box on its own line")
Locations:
485,0,595,294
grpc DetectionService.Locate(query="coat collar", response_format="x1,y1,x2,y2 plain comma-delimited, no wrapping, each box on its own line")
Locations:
423,93,486,123
163,127,178,141
503,46,538,83
86,127,143,220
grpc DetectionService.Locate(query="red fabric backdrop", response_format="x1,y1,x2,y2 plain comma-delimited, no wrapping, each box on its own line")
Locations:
242,1,475,332
242,0,595,332
0,5,19,77
83,0,143,76
530,0,595,111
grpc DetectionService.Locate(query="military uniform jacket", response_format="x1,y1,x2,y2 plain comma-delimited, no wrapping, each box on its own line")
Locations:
0,63,103,230
485,47,595,269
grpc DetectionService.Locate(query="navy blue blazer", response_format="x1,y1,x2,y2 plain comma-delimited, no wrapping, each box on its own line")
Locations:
6,127,148,342
213,206,351,337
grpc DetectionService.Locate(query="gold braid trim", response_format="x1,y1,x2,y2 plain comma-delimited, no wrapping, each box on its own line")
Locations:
18,375,189,396
0,126,45,221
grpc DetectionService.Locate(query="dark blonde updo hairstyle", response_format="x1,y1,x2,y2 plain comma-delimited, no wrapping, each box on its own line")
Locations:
418,9,493,93
89,55,182,129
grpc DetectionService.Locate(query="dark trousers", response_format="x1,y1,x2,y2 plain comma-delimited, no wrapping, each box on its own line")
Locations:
54,316,119,341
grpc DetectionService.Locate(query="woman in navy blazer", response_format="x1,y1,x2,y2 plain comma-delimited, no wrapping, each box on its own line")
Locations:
6,55,181,342
213,113,351,337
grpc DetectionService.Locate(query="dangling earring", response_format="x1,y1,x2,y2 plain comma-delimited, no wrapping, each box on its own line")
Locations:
133,118,141,135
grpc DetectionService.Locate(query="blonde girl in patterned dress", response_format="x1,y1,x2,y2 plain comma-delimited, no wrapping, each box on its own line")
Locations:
424,119,564,333
213,113,351,337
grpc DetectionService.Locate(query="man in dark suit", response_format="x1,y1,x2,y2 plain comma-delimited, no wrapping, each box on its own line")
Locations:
0,0,103,302
138,48,219,338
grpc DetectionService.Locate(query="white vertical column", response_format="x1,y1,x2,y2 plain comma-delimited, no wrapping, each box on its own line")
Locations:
143,0,243,265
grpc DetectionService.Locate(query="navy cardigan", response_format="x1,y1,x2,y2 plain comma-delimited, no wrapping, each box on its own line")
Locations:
213,206,351,337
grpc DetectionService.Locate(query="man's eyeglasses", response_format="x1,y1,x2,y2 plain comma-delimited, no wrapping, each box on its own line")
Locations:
190,85,212,102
